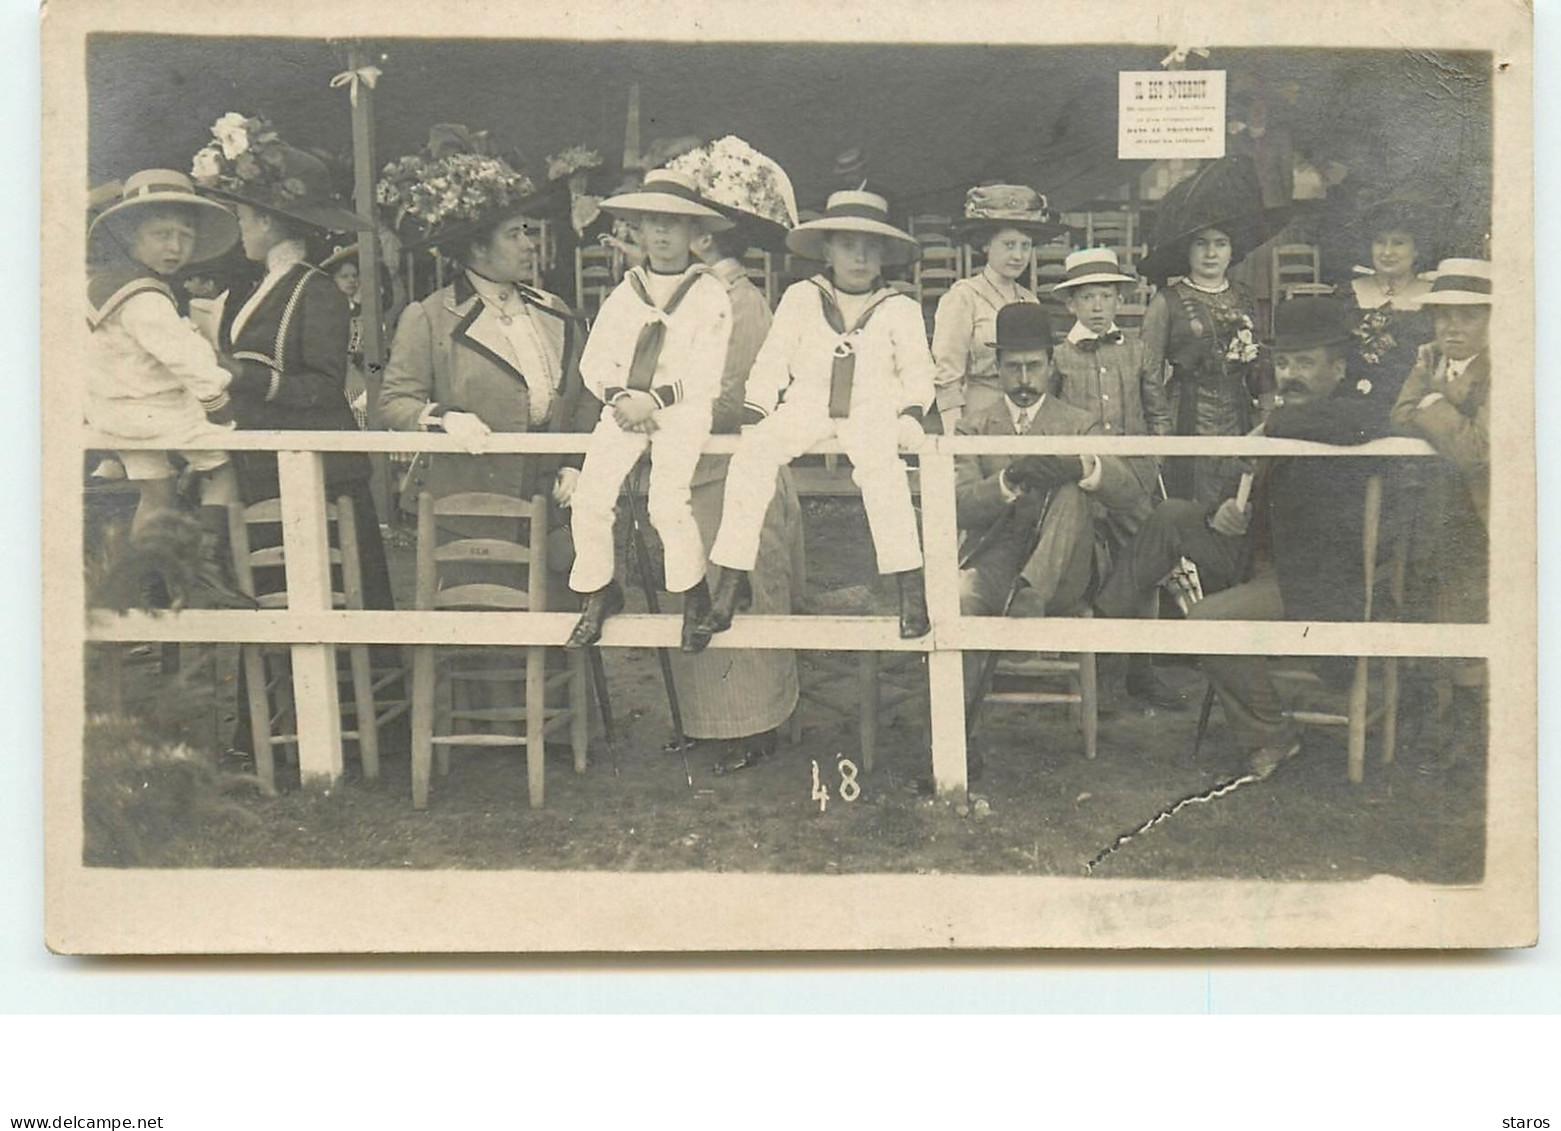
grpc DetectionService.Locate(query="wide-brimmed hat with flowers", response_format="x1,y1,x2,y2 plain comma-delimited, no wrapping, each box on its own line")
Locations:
1139,154,1292,285
786,190,919,266
1049,247,1138,292
88,168,241,264
190,113,369,234
664,135,798,253
377,125,556,253
599,168,734,230
1419,258,1492,305
950,183,1064,245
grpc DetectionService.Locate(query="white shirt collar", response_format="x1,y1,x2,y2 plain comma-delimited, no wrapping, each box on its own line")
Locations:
1445,353,1480,380
466,270,523,307
1067,321,1122,344
1007,394,1045,432
264,239,308,278
229,239,308,343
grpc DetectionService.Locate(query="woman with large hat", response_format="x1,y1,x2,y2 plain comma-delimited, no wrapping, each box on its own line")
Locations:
188,113,396,608
1139,154,1290,506
657,136,803,773
931,184,1061,428
1340,192,1440,407
376,126,592,590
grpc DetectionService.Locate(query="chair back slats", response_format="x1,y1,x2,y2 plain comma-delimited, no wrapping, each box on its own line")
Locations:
434,537,531,566
433,583,531,611
434,491,537,520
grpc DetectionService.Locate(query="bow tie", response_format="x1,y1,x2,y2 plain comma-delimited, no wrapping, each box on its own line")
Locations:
1075,330,1124,352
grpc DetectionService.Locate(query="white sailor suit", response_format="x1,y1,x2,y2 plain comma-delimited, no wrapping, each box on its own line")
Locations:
711,275,935,575
568,263,732,595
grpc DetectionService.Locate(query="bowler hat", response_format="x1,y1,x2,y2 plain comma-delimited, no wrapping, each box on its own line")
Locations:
1267,296,1354,352
986,303,1055,352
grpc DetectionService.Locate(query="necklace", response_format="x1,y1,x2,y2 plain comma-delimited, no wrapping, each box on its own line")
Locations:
1183,277,1231,295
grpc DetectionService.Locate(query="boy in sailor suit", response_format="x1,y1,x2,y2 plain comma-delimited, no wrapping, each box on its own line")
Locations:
565,168,734,649
694,190,936,645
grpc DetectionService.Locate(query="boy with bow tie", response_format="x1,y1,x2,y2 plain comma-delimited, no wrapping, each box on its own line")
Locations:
1049,247,1183,710
564,169,734,650
692,190,936,645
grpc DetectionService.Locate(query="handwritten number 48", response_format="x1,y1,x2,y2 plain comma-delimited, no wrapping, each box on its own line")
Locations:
810,758,861,812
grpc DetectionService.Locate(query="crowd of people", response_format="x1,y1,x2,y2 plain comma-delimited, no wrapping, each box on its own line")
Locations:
84,113,1493,784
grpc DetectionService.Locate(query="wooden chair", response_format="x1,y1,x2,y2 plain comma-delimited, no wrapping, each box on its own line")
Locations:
980,608,1099,760
1031,238,1074,291
411,489,589,809
741,247,774,307
914,245,963,304
573,244,619,316
1269,473,1404,783
790,652,926,772
228,496,409,791
1271,243,1331,302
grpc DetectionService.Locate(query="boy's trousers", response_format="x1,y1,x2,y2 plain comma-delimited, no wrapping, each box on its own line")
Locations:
712,400,921,575
569,400,712,595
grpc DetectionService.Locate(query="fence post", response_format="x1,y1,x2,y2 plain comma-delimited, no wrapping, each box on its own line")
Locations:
278,450,345,787
919,440,968,802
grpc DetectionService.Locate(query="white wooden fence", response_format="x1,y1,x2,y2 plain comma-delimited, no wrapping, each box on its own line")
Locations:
83,431,1461,799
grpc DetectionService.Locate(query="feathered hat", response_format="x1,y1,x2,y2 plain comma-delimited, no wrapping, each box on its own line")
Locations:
1139,155,1291,285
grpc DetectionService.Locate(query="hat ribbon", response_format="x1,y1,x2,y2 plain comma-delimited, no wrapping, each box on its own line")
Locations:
123,178,195,200
329,64,382,108
820,201,892,224
1429,273,1491,295
636,177,705,205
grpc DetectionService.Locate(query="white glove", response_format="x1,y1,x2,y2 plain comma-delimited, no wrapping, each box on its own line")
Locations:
552,466,580,508
896,413,928,452
1208,498,1252,538
441,411,491,454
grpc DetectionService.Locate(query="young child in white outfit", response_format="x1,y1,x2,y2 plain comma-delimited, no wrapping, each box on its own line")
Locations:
565,168,734,649
87,169,251,607
695,189,935,646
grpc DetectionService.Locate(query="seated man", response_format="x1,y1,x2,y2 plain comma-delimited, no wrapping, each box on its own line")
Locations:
955,303,1153,774
1095,296,1392,777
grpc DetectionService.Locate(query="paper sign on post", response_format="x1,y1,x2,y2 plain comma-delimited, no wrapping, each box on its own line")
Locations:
1119,70,1227,160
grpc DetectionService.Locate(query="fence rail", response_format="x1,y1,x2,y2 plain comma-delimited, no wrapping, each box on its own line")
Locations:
81,430,1452,798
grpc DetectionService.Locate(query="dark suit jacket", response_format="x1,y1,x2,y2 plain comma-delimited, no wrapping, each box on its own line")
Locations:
954,393,1153,586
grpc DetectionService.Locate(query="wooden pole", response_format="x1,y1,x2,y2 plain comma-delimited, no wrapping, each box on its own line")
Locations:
346,41,392,519
623,82,641,172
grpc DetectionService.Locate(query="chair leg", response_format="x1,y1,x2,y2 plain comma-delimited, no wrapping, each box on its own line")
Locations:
1347,656,1369,784
434,658,453,777
568,649,589,773
788,704,804,746
273,652,298,767
410,645,435,810
1080,652,1098,761
241,645,275,792
858,652,880,773
526,645,547,809
1381,656,1400,766
348,644,379,781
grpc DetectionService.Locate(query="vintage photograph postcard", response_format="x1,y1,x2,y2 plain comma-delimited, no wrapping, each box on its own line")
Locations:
41,0,1536,952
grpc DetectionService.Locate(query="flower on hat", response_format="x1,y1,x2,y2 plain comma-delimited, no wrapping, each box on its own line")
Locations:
665,135,797,228
545,145,603,182
376,148,535,243
962,184,1054,225
190,112,287,198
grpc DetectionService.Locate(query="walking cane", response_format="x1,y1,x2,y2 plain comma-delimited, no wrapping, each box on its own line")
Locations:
962,485,1060,737
624,458,694,785
1187,470,1255,761
586,646,620,777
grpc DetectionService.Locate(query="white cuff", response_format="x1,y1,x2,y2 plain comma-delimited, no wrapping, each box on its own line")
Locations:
1078,454,1104,492
416,402,441,430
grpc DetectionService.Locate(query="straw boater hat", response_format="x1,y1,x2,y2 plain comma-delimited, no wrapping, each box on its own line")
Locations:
88,169,240,264
786,190,919,266
191,114,369,235
664,135,799,253
950,183,1064,245
599,168,734,231
1139,154,1292,285
1418,258,1492,305
1266,295,1355,352
1049,247,1138,292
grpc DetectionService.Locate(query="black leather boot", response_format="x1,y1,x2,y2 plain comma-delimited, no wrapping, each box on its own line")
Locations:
566,579,625,649
697,566,751,639
896,568,931,639
1125,654,1188,711
188,505,259,610
679,577,714,653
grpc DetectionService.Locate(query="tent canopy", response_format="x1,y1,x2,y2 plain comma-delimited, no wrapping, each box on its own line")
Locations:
88,37,1491,221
